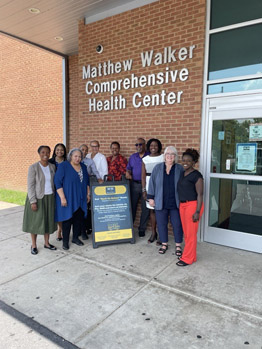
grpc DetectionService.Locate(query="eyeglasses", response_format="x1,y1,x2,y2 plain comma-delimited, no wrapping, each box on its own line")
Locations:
91,145,99,148
135,143,144,147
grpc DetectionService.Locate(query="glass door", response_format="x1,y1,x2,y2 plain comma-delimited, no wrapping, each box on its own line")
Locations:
204,96,262,253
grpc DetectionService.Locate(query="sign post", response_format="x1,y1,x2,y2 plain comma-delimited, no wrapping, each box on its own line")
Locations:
90,176,135,248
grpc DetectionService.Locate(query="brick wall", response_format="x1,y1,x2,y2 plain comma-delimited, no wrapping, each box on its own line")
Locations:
68,0,206,231
69,0,205,156
0,34,63,191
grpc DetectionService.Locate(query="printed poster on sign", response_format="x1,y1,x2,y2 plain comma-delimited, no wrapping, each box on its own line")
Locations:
91,181,134,248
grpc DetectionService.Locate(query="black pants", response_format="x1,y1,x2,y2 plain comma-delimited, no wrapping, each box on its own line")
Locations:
130,181,149,233
62,208,84,244
81,202,92,234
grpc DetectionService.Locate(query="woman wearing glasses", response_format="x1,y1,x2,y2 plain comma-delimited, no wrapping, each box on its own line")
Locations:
147,146,184,256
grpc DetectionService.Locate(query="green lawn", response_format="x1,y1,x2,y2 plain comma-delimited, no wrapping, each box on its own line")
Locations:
0,188,27,206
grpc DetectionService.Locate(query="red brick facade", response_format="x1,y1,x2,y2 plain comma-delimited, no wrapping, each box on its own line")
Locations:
68,0,206,160
67,0,206,231
0,35,63,191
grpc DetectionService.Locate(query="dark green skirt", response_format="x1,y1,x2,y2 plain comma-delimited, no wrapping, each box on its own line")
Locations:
22,194,56,235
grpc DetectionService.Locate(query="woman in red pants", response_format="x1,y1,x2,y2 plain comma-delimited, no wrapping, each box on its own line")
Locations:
176,149,203,267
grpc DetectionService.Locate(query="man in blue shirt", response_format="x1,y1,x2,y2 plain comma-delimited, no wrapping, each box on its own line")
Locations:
80,144,102,182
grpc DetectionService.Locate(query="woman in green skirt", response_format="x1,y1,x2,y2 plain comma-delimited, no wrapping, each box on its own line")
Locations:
23,145,57,255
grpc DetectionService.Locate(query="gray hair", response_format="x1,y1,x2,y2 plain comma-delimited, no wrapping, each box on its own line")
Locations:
164,146,179,163
67,148,83,162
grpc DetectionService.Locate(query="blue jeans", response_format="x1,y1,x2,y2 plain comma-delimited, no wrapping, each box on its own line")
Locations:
155,208,183,243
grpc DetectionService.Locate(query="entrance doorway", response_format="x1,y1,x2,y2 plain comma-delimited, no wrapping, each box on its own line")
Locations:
204,94,262,253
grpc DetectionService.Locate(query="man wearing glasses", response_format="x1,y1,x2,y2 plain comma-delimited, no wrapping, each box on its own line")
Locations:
86,140,108,180
126,138,150,237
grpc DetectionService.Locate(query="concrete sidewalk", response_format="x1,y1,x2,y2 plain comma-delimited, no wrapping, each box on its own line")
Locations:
0,205,261,349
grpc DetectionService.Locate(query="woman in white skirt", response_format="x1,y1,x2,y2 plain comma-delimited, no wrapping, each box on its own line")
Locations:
142,138,164,243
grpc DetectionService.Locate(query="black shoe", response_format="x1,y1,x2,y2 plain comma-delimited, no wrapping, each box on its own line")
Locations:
81,233,88,240
72,238,84,246
44,244,57,250
63,243,69,250
31,246,38,255
139,231,145,237
148,232,157,243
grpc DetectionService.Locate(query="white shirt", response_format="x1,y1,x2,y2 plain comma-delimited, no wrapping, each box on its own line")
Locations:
39,163,53,195
86,152,108,180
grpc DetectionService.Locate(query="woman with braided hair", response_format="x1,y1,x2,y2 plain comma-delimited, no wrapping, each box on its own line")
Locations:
176,148,204,266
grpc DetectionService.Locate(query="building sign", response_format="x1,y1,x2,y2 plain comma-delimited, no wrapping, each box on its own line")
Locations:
91,179,134,248
236,143,257,174
82,44,196,112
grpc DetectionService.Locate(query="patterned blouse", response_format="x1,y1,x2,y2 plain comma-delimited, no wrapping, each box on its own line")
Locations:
106,154,128,181
78,167,83,183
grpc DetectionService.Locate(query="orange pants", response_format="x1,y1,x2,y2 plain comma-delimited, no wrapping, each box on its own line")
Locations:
179,201,203,265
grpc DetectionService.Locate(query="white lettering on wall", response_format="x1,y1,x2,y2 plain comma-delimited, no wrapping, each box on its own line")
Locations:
132,90,183,108
82,59,133,79
82,43,196,111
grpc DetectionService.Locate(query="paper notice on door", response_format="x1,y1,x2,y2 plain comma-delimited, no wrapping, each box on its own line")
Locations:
249,124,262,141
236,143,257,173
226,159,231,170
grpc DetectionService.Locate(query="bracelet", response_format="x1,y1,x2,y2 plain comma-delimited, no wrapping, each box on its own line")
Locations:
142,188,146,192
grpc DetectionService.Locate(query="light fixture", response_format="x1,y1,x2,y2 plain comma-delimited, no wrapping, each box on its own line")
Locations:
54,36,64,41
96,44,103,54
28,8,40,14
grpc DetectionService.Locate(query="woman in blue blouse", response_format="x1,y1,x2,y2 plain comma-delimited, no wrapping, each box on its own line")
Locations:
55,148,90,250
49,143,67,241
147,146,184,255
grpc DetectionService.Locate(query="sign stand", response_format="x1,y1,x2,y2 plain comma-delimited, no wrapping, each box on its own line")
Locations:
90,175,135,248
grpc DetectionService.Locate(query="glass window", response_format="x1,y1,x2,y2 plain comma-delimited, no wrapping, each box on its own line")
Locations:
208,24,262,80
209,178,262,236
208,78,262,94
211,118,262,175
211,0,262,29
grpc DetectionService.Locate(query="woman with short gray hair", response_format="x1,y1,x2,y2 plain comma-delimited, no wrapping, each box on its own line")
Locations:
55,148,90,250
147,146,184,255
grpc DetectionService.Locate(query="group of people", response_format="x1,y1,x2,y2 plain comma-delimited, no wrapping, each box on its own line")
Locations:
22,138,204,267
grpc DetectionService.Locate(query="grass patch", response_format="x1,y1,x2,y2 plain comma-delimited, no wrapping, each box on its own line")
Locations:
0,188,27,206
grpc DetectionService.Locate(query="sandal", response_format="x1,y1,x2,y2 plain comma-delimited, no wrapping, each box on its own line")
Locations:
159,244,168,254
176,260,188,267
175,245,182,257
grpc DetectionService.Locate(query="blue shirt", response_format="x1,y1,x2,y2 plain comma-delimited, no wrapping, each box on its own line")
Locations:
82,157,101,179
126,152,150,181
54,161,89,221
